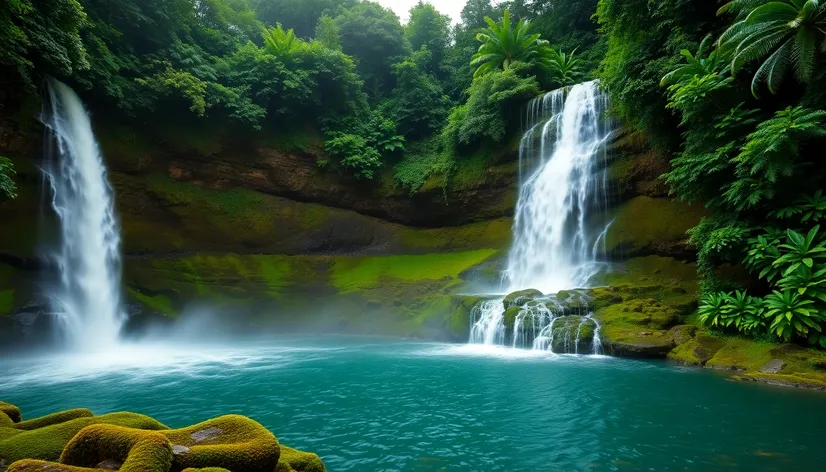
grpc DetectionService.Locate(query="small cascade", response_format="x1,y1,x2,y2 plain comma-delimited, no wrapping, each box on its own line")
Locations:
469,293,603,354
43,80,125,348
468,81,613,354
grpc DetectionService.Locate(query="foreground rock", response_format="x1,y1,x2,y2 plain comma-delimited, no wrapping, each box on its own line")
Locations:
0,401,324,472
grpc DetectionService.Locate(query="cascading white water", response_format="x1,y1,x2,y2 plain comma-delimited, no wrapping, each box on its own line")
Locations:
469,81,613,353
505,81,612,293
43,80,124,348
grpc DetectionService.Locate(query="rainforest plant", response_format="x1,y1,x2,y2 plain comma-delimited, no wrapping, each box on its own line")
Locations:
718,0,826,95
471,10,548,77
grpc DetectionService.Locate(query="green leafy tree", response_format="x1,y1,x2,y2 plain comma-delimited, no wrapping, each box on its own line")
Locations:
471,9,548,77
325,133,382,179
405,2,452,76
251,0,357,37
314,14,341,50
335,1,410,98
389,49,450,139
718,0,826,95
1,0,88,89
443,65,539,147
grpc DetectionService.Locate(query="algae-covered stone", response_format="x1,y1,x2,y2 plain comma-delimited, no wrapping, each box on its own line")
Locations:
275,445,326,472
503,289,542,309
0,402,21,424
668,325,698,346
667,335,725,366
0,411,168,464
502,306,522,332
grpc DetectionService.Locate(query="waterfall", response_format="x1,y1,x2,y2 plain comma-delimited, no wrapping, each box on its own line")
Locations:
505,81,612,293
469,81,613,354
43,80,124,348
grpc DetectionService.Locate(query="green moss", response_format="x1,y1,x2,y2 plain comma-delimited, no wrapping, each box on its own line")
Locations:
127,289,176,317
705,338,774,371
59,425,173,472
0,402,21,424
0,412,168,464
275,445,326,472
14,410,94,432
397,219,511,253
603,196,705,254
330,250,496,293
667,335,726,365
503,289,543,309
163,415,279,472
146,174,274,233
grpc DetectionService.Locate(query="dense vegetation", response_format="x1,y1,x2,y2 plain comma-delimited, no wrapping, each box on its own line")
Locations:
1,0,593,189
4,0,826,350
598,0,826,347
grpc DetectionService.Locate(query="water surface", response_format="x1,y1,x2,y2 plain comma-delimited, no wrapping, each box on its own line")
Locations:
2,336,825,471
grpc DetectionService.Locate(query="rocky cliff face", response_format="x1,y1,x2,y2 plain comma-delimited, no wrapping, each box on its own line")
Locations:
0,105,704,348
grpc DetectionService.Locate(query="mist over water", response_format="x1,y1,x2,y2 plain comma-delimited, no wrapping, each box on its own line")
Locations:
43,80,124,349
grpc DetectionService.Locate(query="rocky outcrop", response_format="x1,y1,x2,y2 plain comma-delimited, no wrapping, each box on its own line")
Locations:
0,401,324,472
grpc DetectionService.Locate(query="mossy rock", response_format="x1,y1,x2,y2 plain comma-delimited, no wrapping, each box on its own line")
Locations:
163,415,279,472
595,300,680,330
502,306,522,333
1,403,325,472
0,411,168,464
503,289,542,309
0,402,21,424
275,446,325,472
57,424,172,472
667,335,725,366
668,325,698,346
549,316,597,354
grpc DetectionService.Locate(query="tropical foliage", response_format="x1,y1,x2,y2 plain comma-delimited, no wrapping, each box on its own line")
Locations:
471,10,547,77
604,0,826,347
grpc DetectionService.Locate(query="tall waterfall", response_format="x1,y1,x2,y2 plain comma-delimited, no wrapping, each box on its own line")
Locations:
43,80,124,348
505,81,612,293
469,81,613,353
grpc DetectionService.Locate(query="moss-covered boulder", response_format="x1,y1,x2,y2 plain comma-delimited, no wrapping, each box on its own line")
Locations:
164,415,279,472
667,335,725,366
0,412,168,464
503,289,542,309
0,402,21,424
1,402,326,472
59,424,172,472
668,325,698,346
549,316,598,354
275,446,325,472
